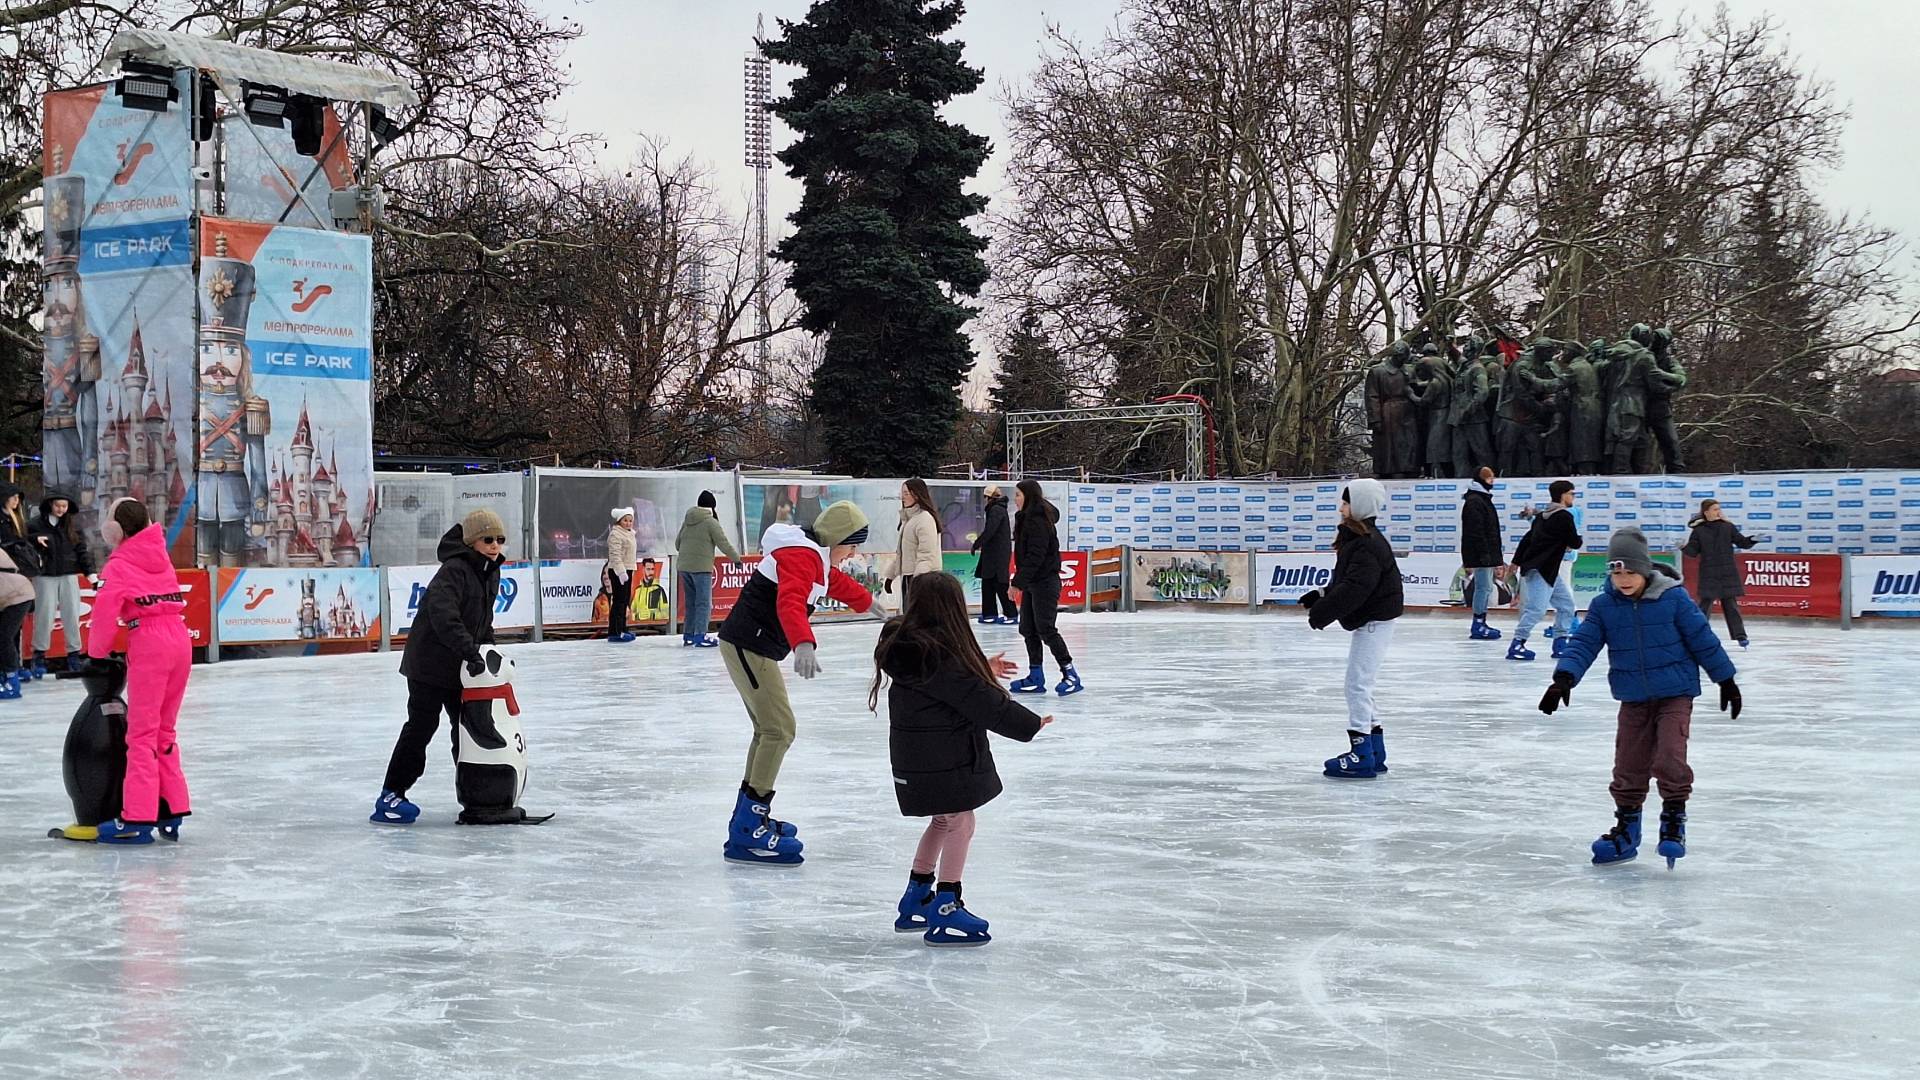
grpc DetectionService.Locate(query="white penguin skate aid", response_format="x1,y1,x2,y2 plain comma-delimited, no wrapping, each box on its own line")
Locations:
454,647,551,825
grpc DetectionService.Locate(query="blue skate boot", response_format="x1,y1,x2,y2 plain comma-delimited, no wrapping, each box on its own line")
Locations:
1590,807,1642,865
895,872,936,932
1009,667,1047,694
1369,726,1387,775
732,784,797,837
1054,665,1084,696
1506,637,1535,662
29,652,47,680
0,671,20,700
65,653,84,673
1323,730,1378,780
97,819,154,845
370,789,420,825
1468,614,1498,640
923,883,991,947
1657,804,1687,869
725,786,804,865
157,817,184,842
1551,635,1571,659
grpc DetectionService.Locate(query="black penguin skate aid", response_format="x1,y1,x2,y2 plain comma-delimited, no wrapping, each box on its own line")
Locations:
47,658,133,842
453,647,552,825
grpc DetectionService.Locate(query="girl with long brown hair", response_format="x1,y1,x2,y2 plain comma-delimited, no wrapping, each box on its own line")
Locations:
896,477,943,609
871,572,1051,946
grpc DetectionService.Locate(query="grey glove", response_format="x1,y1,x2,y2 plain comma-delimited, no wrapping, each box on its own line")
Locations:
793,642,821,680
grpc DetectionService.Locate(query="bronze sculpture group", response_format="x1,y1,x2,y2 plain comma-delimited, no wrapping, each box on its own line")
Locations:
1366,326,1688,479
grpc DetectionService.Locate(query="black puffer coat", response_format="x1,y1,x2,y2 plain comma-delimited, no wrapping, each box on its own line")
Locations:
30,493,93,576
972,494,1012,581
1459,485,1503,569
399,525,501,689
1011,501,1061,592
880,621,1044,817
1681,518,1758,600
1512,506,1582,585
0,483,37,577
1309,521,1405,631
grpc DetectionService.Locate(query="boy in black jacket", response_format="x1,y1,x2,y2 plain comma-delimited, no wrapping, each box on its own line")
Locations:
1507,479,1582,662
372,510,506,824
1300,479,1404,779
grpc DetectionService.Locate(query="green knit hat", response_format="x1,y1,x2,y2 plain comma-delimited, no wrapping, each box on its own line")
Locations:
811,500,870,548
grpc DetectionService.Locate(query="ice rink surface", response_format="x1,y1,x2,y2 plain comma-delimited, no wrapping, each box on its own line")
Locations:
2,611,1916,1080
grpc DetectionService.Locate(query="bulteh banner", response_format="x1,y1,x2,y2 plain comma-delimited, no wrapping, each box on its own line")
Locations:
386,562,539,634
1850,556,1920,617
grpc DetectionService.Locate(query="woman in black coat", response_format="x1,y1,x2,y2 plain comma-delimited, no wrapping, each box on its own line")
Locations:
1681,498,1760,647
971,486,1016,625
1008,480,1079,695
1458,467,1505,640
0,483,37,577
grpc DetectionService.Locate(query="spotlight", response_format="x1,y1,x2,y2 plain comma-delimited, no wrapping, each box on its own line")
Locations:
242,83,290,127
115,60,177,112
368,105,404,147
288,94,328,156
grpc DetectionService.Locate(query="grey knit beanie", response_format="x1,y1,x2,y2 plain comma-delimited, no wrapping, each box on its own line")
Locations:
1606,527,1655,578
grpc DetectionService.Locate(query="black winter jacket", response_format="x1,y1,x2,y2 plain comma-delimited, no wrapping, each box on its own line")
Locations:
1011,502,1061,592
1459,486,1503,569
1309,521,1405,631
972,495,1012,581
30,494,93,576
879,621,1044,817
1681,518,1758,600
0,483,37,577
1512,505,1582,585
399,525,501,689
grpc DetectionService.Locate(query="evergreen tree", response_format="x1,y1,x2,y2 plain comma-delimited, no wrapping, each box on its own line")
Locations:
763,0,990,476
989,308,1067,414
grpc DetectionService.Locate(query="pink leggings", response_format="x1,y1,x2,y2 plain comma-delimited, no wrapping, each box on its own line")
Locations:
911,811,977,879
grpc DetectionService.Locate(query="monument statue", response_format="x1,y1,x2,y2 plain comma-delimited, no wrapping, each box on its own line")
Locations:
1407,343,1454,478
1646,326,1688,472
1365,341,1420,478
1447,341,1496,477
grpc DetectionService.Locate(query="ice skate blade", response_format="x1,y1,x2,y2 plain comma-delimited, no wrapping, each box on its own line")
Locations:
1591,853,1638,866
723,846,803,867
895,922,929,933
368,815,416,826
48,825,99,842
925,933,991,948
1323,772,1379,780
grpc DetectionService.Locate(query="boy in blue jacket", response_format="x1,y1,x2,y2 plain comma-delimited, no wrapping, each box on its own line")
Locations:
1538,527,1742,868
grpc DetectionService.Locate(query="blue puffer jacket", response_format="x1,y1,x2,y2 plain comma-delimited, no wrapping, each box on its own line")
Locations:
1555,567,1736,703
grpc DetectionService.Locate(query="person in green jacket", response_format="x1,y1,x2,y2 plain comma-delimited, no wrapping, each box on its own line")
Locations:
676,490,741,646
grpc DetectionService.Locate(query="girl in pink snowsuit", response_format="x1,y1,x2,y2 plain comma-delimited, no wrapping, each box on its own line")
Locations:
88,498,192,843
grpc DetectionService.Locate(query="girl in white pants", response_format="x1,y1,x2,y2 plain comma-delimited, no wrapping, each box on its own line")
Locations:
32,574,83,662
1298,479,1406,779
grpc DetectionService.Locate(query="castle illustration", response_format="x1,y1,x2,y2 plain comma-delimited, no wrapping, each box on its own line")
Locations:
297,576,372,639
99,320,187,529
266,402,371,567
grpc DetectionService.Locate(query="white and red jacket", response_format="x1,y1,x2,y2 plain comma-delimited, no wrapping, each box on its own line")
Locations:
718,523,873,660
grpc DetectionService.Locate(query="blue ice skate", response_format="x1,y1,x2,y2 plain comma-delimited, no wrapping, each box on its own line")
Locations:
28,653,47,680
725,787,803,865
923,885,991,947
1323,730,1379,780
732,785,797,838
157,817,184,842
1591,808,1642,865
97,819,154,845
1550,635,1571,659
370,789,420,825
1055,665,1084,696
1009,667,1048,694
1657,806,1687,869
0,671,20,700
1468,614,1502,640
895,875,935,932
1506,638,1535,662
1369,726,1387,774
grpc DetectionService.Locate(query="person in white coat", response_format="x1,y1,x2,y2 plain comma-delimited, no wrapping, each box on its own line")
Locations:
605,508,638,643
896,477,943,610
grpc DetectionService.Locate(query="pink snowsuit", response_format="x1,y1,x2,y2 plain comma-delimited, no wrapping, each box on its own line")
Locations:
85,524,192,825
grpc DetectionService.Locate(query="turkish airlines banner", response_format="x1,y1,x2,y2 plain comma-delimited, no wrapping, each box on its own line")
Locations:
1683,553,1843,618
20,569,213,658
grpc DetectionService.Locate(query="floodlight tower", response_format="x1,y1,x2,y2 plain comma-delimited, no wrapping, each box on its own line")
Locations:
744,15,774,392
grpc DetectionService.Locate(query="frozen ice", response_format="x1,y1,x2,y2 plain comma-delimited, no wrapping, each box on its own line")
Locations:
2,611,1917,1079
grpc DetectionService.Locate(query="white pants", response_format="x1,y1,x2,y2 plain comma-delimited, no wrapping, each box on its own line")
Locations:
1343,620,1396,733
32,574,82,652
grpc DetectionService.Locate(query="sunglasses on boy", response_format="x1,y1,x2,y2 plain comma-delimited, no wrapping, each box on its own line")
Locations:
477,535,507,545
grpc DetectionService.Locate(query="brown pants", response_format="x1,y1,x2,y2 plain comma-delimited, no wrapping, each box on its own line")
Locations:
1611,697,1693,808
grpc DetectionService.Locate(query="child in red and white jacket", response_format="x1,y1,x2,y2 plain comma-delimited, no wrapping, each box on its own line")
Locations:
87,498,193,844
715,500,875,865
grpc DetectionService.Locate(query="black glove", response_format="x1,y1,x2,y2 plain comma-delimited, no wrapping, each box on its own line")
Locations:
1718,678,1741,720
465,651,486,677
1539,671,1574,715
1307,610,1333,631
1298,589,1322,609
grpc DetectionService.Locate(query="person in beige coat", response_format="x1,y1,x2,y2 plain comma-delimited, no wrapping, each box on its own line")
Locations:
896,478,943,611
605,508,638,642
0,545,34,699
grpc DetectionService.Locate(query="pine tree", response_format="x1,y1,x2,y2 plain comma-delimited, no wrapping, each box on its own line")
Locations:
763,0,990,476
989,308,1067,415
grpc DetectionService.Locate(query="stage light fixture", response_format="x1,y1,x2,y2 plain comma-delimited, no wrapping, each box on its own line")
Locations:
243,83,290,127
368,105,404,147
114,60,178,112
288,94,328,156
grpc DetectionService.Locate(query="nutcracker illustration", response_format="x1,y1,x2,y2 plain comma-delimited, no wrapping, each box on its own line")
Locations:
196,234,271,567
41,152,100,504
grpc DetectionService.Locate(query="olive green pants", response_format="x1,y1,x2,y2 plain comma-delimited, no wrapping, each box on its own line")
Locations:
723,643,796,794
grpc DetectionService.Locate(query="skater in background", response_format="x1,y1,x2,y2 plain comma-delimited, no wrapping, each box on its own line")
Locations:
896,477,943,610
1538,527,1741,868
675,490,739,646
1299,479,1403,779
972,484,1016,625
1507,480,1582,662
1682,499,1761,649
605,508,636,643
0,545,32,701
716,500,875,864
0,484,37,684
29,491,91,674
1008,479,1081,696
85,498,193,844
872,572,1050,947
372,509,506,825
1460,466,1504,641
